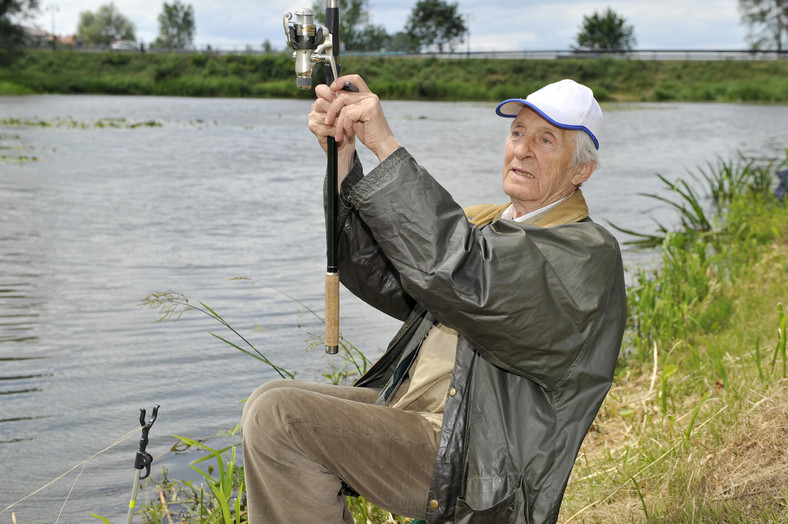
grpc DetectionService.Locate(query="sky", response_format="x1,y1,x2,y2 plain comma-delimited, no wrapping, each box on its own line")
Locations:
29,0,750,52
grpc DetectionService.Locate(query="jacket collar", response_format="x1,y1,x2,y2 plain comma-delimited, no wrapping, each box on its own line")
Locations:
463,190,590,228
530,189,589,227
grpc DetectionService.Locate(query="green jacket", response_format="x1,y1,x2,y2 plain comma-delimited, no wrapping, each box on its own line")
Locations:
330,148,626,523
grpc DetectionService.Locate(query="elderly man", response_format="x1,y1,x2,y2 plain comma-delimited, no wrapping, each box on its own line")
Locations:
241,76,626,524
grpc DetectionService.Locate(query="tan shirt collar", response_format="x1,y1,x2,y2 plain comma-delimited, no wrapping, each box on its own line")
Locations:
463,189,590,228
529,190,590,227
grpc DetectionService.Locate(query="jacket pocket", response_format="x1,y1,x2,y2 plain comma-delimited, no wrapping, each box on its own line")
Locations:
454,479,529,524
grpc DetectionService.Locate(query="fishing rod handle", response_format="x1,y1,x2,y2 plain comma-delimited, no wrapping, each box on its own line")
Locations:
325,271,340,353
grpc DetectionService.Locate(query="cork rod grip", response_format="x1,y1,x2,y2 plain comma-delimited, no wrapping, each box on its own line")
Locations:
325,272,340,353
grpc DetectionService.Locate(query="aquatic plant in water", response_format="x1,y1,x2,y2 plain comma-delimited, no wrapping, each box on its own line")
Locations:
0,132,41,163
1,117,163,129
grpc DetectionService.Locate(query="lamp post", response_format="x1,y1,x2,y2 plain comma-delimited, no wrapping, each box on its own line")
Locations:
462,13,474,58
45,4,59,50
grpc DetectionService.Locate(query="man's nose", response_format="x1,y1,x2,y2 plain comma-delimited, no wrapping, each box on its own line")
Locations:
513,137,532,159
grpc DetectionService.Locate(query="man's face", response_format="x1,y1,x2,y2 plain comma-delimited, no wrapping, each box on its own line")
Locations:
502,107,593,217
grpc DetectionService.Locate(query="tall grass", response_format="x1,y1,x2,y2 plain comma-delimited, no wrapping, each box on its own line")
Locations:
614,150,787,360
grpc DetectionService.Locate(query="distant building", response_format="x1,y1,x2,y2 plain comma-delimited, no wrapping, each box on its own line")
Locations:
59,35,81,47
18,26,81,48
22,26,48,46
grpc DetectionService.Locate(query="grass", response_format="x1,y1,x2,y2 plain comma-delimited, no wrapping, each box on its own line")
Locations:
134,148,788,523
559,149,788,522
140,288,296,380
3,49,788,103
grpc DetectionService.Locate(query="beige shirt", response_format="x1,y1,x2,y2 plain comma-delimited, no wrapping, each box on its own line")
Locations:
389,322,458,431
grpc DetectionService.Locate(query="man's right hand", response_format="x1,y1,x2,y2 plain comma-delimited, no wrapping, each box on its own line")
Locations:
308,75,400,188
309,82,357,187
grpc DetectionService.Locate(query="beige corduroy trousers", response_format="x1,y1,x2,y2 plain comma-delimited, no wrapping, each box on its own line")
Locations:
241,379,440,523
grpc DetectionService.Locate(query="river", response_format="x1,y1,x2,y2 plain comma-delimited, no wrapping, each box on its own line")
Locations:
1,94,786,521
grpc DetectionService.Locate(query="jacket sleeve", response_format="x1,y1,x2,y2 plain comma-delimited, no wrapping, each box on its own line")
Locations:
326,153,418,322
341,148,624,390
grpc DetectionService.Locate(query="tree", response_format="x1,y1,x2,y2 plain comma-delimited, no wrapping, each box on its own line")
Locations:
311,0,389,51
354,23,391,51
574,8,636,51
387,31,419,53
77,3,136,46
1,0,39,49
153,0,195,49
404,0,466,53
739,0,788,51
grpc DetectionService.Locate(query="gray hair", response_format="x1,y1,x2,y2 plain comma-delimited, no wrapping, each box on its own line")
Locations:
572,130,599,169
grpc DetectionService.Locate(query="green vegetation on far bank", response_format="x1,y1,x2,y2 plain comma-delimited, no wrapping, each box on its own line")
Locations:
2,49,788,103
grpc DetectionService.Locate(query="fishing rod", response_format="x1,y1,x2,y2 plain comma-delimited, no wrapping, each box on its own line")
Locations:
284,0,353,355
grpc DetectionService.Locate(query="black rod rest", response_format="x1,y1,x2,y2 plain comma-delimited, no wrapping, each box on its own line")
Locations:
133,405,159,480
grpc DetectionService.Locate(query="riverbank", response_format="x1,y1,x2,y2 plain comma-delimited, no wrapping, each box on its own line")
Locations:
559,153,788,521
2,49,788,103
561,239,788,521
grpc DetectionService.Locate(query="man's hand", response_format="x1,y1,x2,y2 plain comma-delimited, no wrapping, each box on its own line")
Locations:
308,75,400,187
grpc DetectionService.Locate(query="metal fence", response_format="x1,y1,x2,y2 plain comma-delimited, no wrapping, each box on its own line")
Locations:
365,49,788,61
21,44,788,61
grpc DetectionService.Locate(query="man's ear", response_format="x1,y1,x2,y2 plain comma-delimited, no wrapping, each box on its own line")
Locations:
571,160,596,186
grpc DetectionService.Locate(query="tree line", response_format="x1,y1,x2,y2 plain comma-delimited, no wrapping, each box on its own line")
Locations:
307,1,637,53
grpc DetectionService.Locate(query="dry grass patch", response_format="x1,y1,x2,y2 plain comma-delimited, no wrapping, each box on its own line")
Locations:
694,380,788,515
560,379,788,523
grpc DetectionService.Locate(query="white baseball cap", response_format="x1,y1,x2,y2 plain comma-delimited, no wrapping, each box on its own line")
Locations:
495,79,603,150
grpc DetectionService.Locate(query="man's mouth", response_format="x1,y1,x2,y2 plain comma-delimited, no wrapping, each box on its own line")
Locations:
512,168,535,178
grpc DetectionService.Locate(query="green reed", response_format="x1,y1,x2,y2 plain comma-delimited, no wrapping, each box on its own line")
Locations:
137,438,246,523
695,153,775,208
612,150,785,248
771,303,787,378
140,289,295,379
620,149,788,361
173,437,245,524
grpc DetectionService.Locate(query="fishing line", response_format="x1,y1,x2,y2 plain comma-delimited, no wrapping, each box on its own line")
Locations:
55,462,88,524
0,425,141,516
